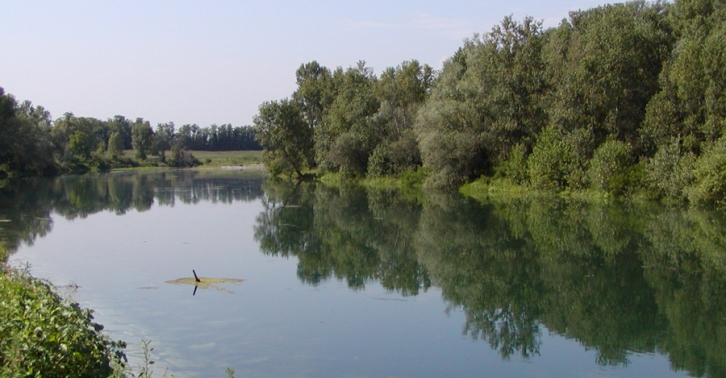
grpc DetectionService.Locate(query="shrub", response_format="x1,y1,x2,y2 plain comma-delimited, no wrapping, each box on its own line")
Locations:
419,131,485,189
688,140,726,206
527,127,574,191
645,139,695,201
0,268,126,377
168,147,201,168
495,143,528,185
328,132,369,178
587,139,634,194
367,132,421,178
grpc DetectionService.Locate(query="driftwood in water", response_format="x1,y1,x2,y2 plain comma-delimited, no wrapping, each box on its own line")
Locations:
193,270,201,283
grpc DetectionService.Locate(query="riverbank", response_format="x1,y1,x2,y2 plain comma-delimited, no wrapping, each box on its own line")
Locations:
0,247,127,377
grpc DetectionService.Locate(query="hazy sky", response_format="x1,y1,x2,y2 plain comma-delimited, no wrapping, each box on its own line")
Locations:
0,1,612,127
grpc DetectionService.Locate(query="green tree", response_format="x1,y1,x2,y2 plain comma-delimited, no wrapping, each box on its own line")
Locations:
154,122,174,162
293,61,334,143
254,99,313,178
587,139,635,194
416,17,548,188
547,2,673,151
316,61,380,173
131,119,153,160
68,131,91,160
642,0,726,150
107,132,124,159
527,127,574,191
0,89,56,175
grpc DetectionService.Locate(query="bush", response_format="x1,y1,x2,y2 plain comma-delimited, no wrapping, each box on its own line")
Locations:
527,127,574,191
0,267,126,377
495,143,528,185
367,132,421,178
688,140,726,206
645,139,696,201
587,139,634,194
328,132,369,178
400,166,430,188
419,131,485,189
168,147,201,168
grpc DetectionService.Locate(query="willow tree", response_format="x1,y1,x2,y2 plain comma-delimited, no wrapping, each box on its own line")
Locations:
254,99,313,179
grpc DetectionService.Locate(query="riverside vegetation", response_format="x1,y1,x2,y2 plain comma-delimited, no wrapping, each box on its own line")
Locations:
0,247,127,377
253,0,726,206
2,0,726,375
4,171,726,376
0,171,257,377
0,93,261,177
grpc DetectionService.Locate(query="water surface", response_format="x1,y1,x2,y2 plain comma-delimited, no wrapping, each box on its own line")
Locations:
2,170,726,377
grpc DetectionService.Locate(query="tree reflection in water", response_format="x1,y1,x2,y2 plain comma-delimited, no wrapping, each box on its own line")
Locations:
255,179,726,377
2,172,726,377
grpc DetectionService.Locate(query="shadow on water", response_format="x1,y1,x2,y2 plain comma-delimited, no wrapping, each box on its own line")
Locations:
2,171,726,377
254,179,726,378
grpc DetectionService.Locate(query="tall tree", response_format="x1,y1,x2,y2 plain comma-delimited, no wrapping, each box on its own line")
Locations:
131,118,153,160
254,99,313,178
107,132,124,159
154,122,174,162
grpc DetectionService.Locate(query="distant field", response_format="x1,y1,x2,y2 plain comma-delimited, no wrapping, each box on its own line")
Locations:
118,150,262,168
191,150,262,167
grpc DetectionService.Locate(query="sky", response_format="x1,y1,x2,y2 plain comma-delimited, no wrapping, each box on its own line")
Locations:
0,0,613,127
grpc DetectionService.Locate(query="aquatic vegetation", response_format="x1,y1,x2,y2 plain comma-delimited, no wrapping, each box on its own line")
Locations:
165,276,244,294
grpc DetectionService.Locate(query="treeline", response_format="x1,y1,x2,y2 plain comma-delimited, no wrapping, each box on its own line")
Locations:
254,0,726,205
0,90,261,176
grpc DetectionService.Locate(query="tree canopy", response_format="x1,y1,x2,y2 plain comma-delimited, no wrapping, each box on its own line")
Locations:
252,0,726,205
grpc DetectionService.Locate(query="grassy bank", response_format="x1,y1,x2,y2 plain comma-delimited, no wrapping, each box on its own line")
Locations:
190,150,262,167
314,168,623,205
0,247,127,377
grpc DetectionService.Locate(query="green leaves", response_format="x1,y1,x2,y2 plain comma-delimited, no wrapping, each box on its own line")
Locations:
254,99,313,178
0,268,127,377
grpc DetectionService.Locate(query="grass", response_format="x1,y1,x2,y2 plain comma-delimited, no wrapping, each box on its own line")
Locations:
189,150,262,167
460,176,622,205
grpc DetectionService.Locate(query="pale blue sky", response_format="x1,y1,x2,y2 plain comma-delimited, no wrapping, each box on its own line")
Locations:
0,0,613,127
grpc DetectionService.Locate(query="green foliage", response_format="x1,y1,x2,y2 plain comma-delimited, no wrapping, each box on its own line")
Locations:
587,139,634,194
108,132,124,159
0,268,126,377
254,99,313,178
399,166,429,188
154,123,174,163
419,129,485,189
316,62,380,172
167,147,200,168
645,138,696,201
688,138,726,206
548,2,674,148
495,143,529,185
0,89,56,176
367,132,421,178
527,127,574,191
69,131,92,160
328,132,369,178
132,120,153,160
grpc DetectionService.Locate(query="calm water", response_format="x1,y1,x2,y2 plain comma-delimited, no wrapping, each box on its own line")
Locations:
2,170,726,377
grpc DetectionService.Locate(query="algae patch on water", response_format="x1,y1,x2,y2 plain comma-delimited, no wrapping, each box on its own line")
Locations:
166,277,245,294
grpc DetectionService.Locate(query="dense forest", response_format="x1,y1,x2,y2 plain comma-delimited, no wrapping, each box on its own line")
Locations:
254,0,726,205
0,90,261,176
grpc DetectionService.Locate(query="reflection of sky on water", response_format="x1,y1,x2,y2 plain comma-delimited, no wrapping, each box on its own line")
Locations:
10,176,686,378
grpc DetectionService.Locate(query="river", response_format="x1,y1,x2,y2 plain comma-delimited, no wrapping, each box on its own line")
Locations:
2,170,725,377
